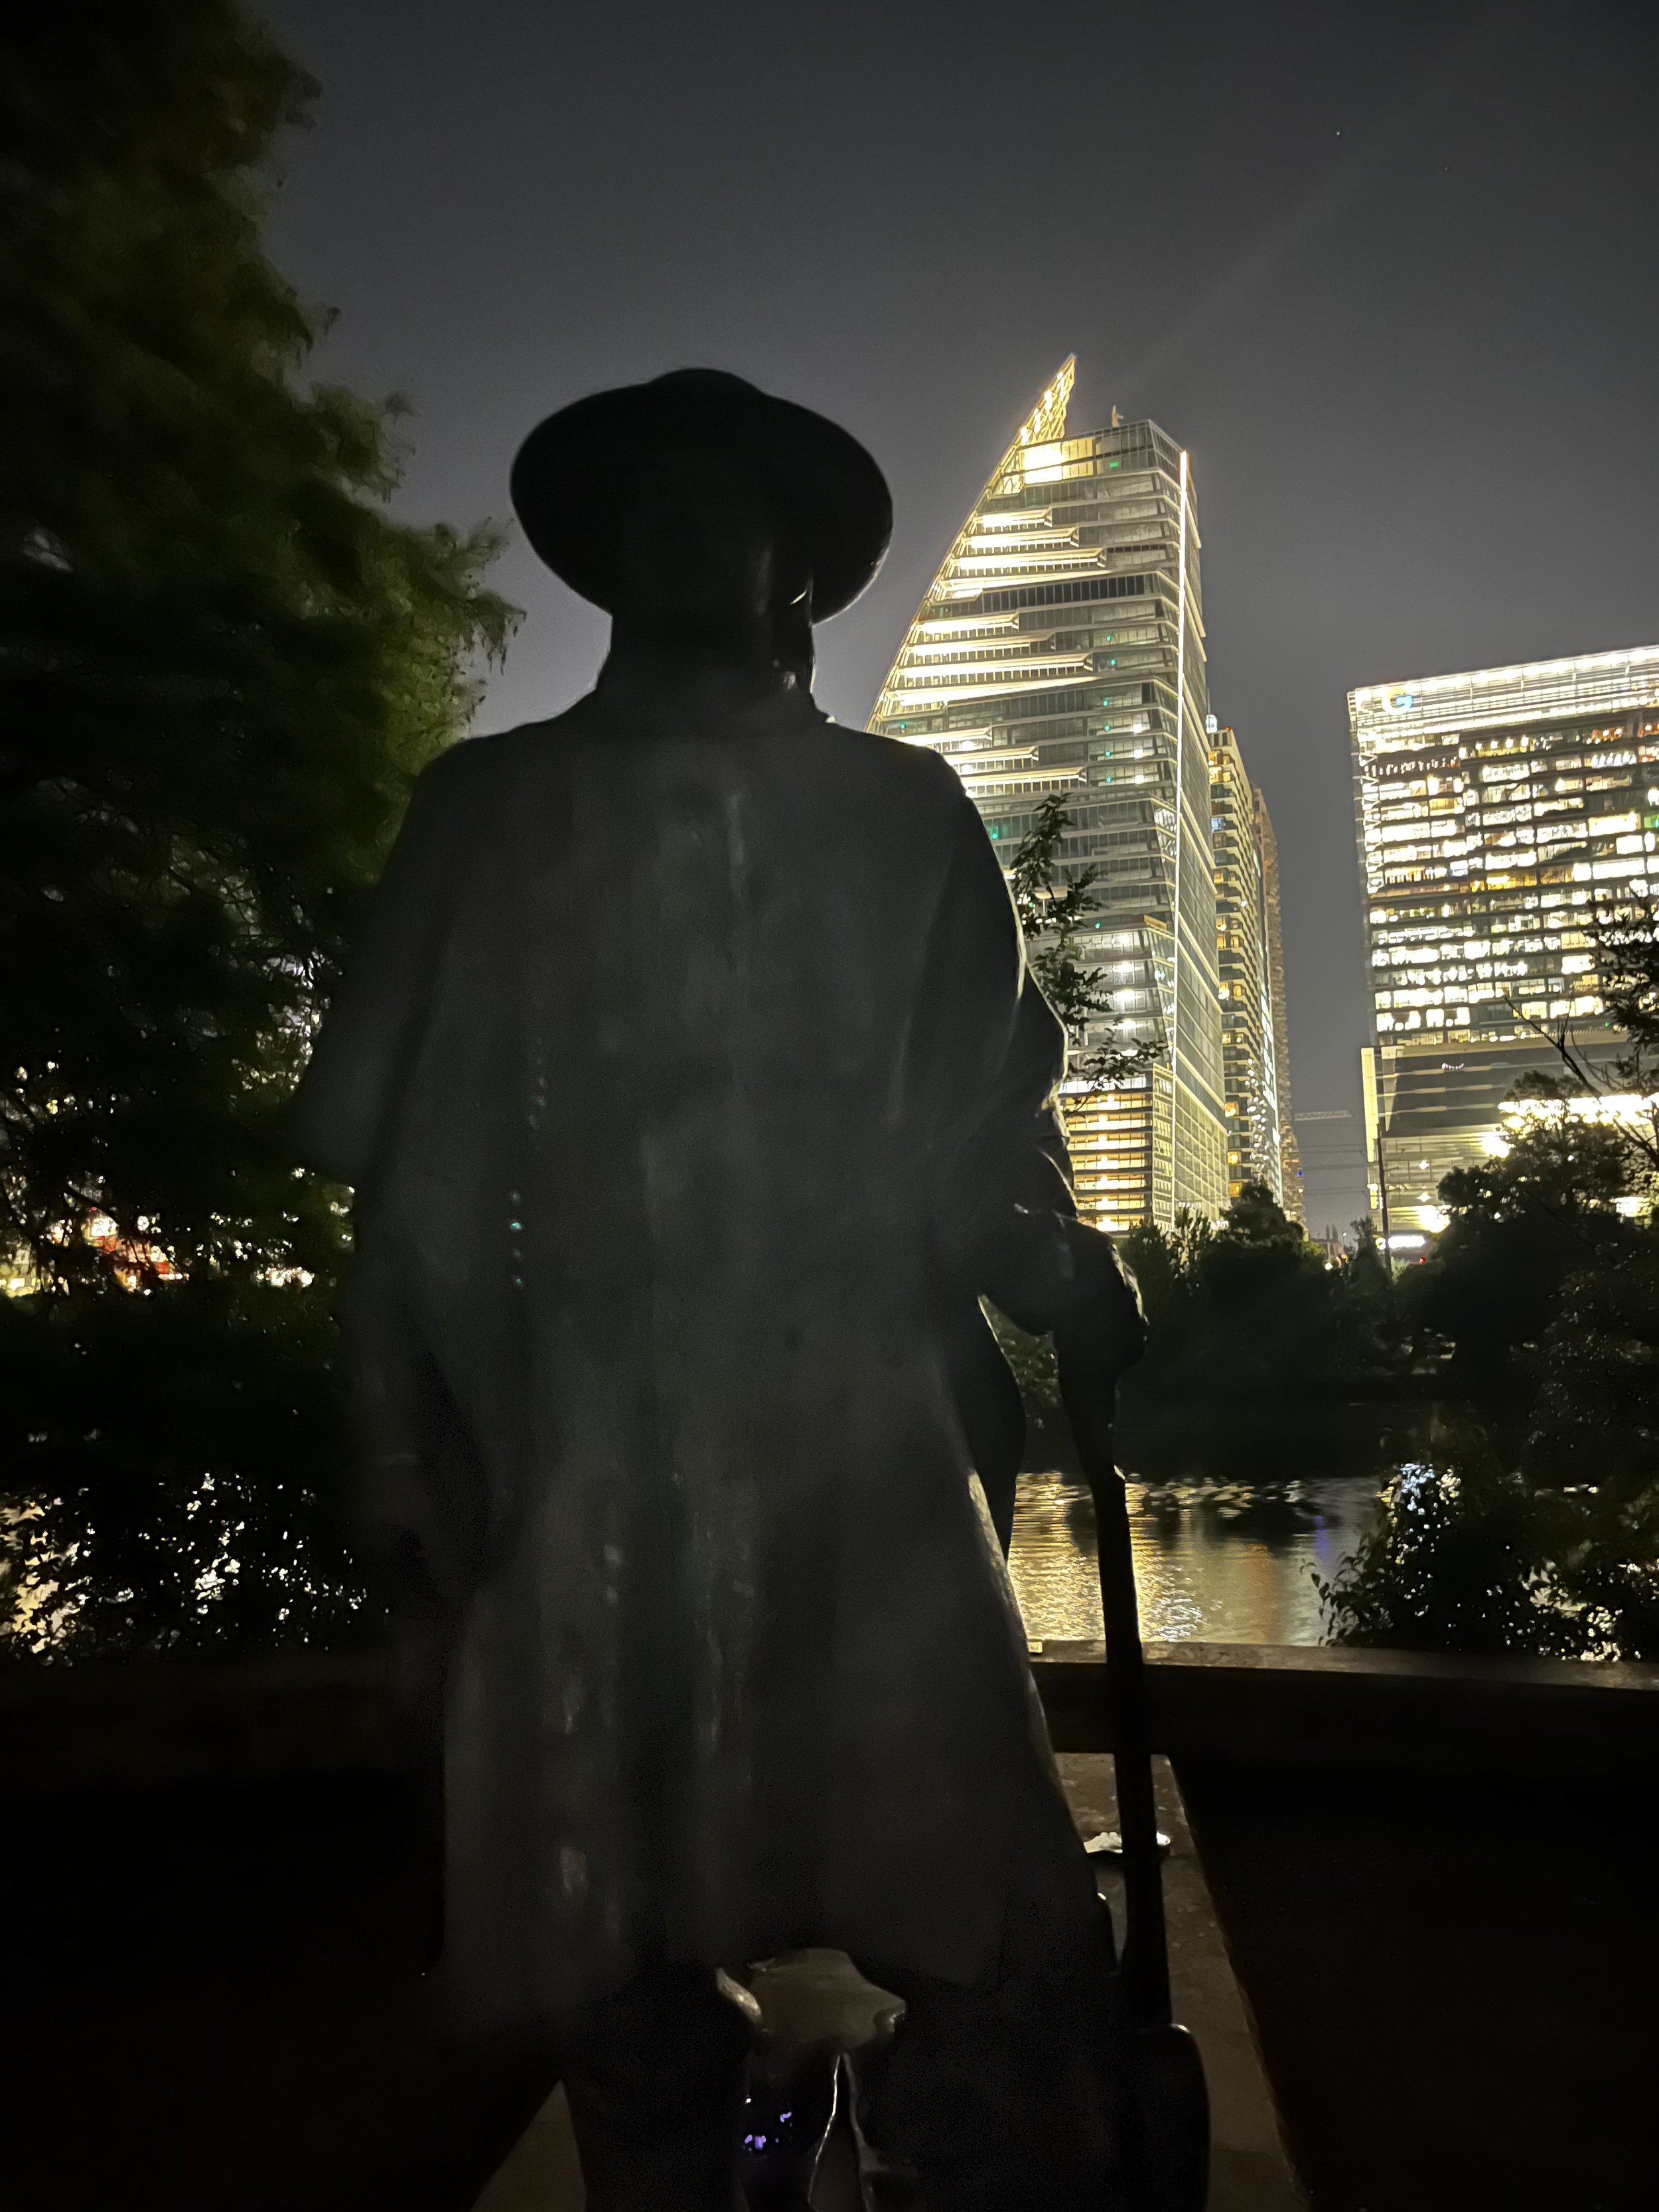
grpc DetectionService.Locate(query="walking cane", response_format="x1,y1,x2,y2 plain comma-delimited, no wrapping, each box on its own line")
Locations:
1059,1355,1210,2212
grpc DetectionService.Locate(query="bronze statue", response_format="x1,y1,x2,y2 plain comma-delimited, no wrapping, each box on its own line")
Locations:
293,369,1145,2210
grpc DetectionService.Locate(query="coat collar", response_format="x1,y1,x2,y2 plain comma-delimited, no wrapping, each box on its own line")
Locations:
591,652,826,738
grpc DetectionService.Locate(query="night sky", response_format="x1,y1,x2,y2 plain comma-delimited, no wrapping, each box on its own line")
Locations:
262,0,1659,1232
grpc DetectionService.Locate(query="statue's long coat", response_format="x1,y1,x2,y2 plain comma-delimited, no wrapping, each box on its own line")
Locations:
295,670,1108,2022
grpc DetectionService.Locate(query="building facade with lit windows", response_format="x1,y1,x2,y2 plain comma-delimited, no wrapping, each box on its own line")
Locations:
1208,724,1285,1205
1253,786,1305,1220
872,360,1230,1232
1350,644,1659,1237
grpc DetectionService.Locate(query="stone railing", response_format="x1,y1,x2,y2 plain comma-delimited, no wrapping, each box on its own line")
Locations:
1031,1637,1659,1776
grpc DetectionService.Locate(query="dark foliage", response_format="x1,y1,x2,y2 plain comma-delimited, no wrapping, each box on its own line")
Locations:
1530,1240,1659,1493
0,4,515,1655
1116,1184,1398,1420
1319,1424,1589,1657
1400,1102,1637,1410
1,1282,358,1651
1321,1414,1659,1662
1327,1085,1659,1659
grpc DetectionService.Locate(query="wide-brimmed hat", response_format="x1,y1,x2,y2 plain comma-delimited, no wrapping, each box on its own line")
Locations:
509,368,893,622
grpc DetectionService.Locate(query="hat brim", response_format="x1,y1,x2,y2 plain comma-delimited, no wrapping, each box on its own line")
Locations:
509,369,893,623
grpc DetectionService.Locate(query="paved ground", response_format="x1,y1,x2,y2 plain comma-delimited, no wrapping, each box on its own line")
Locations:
11,1653,1658,2206
471,1755,1304,2210
4,1749,1297,2210
1062,1755,1305,2212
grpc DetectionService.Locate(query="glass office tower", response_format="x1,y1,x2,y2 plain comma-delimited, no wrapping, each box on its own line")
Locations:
873,360,1229,1232
1350,645,1659,1235
1253,786,1305,1220
1209,724,1285,1205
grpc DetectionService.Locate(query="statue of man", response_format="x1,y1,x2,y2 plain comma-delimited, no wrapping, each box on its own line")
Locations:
293,369,1145,2210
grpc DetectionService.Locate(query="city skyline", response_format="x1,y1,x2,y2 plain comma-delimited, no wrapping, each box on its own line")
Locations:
260,1,1659,1228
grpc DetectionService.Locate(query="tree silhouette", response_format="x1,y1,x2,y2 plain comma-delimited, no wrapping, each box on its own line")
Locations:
1007,794,1162,1094
0,4,516,1654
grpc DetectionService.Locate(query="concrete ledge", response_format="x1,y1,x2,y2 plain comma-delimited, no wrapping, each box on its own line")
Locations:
10,1639,1659,1791
1031,1639,1659,1776
0,1651,399,1788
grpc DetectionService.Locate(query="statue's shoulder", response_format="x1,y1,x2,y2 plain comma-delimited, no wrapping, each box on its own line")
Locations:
416,698,600,792
820,719,962,800
816,724,975,851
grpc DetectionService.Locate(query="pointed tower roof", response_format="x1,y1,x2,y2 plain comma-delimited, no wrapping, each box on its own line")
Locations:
875,359,1125,729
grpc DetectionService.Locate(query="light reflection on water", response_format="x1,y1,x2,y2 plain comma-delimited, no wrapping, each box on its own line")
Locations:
1007,1471,1382,1645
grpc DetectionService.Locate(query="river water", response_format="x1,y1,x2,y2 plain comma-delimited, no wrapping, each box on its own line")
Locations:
1006,1470,1383,1646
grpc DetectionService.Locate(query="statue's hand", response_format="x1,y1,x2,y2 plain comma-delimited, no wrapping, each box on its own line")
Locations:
1054,1322,1126,1473
977,1213,1147,1342
1052,1224,1147,1473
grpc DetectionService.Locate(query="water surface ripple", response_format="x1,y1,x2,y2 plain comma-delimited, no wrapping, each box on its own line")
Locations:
1007,1471,1380,1646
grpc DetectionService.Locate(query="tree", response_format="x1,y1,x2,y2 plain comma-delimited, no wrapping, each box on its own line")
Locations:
981,797,1167,1429
1500,890,1659,1190
1114,1186,1398,1465
1007,794,1162,1092
1327,888,1659,1659
1403,1103,1637,1412
0,5,516,1655
1335,1217,1407,1382
1322,1402,1659,1663
1595,893,1659,1179
1326,1132,1659,1660
1529,1242,1659,1495
1319,1423,1590,1659
1116,1215,1189,1335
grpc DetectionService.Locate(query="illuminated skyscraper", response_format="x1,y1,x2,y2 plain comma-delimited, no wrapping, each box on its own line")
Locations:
1208,724,1284,1205
873,360,1229,1231
1252,786,1304,1220
1350,645,1659,1236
